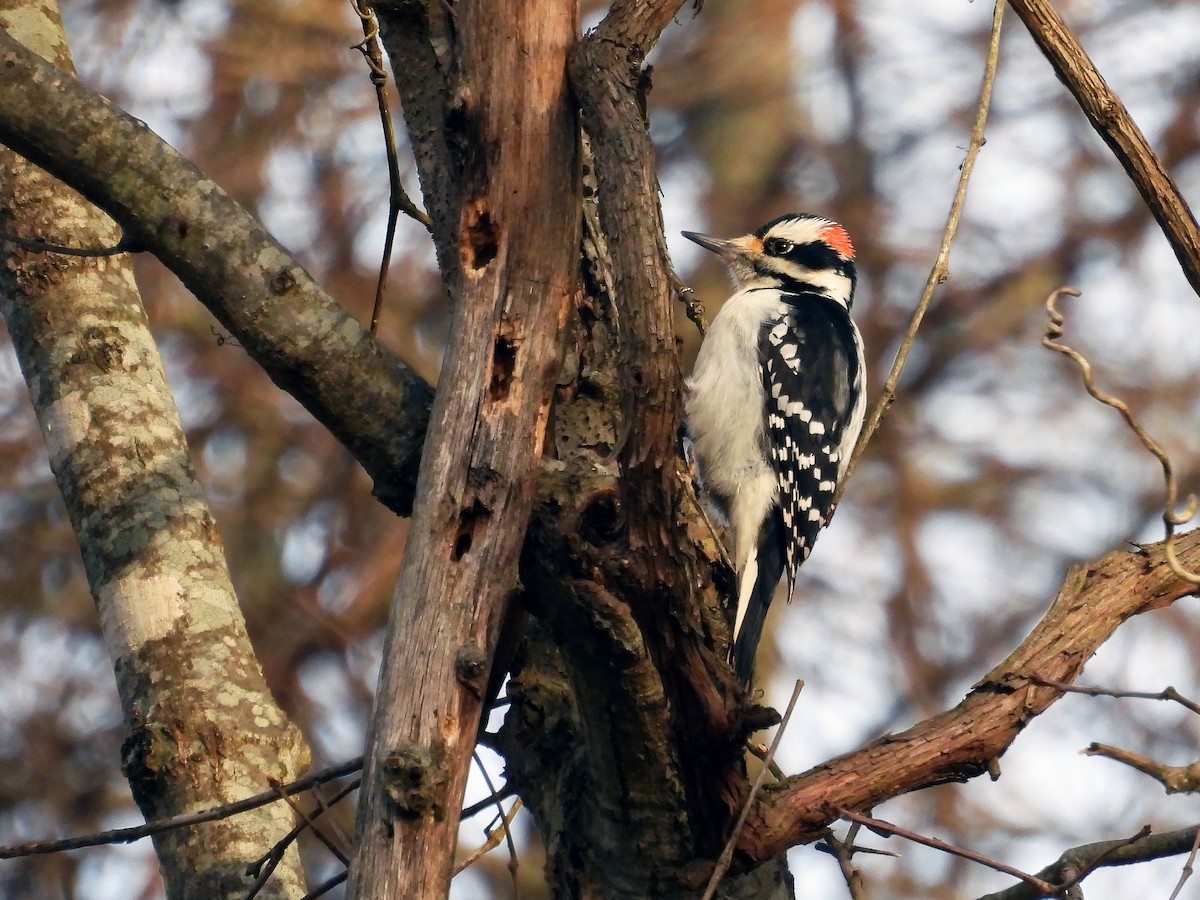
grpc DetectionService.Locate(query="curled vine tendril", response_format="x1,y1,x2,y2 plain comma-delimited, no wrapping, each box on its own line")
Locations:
1043,286,1200,585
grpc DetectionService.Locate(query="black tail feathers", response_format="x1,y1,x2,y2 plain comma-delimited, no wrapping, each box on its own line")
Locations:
731,510,786,687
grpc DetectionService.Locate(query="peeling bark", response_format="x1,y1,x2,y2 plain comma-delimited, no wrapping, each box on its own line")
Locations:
345,1,582,896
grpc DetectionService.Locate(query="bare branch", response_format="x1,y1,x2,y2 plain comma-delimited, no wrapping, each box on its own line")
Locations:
840,0,1005,491
978,825,1200,900
244,778,361,899
1042,287,1200,584
268,777,349,865
300,872,348,900
1030,676,1200,717
816,831,868,900
453,799,523,877
349,0,431,337
738,532,1200,861
1007,0,1200,297
837,807,1057,896
0,757,362,860
1167,828,1200,900
0,31,433,516
0,229,138,257
702,680,804,900
1082,743,1200,794
453,752,521,890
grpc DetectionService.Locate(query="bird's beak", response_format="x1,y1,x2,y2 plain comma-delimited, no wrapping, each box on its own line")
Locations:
682,231,761,263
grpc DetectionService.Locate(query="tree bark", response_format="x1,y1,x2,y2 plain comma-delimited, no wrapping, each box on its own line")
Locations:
344,0,581,896
1006,0,1200,297
0,29,432,515
0,7,310,899
739,531,1200,862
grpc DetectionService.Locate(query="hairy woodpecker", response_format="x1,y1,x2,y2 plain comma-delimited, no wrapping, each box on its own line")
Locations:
683,213,866,686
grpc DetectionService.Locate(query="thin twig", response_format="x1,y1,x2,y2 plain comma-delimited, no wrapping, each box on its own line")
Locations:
673,271,707,336
838,0,1004,496
300,871,348,900
1030,675,1200,717
1167,826,1200,900
701,679,804,900
305,780,353,856
746,741,786,782
1081,742,1200,794
837,807,1057,896
350,0,431,336
268,777,349,865
818,830,869,900
978,825,1200,900
1042,287,1200,584
1055,825,1151,894
242,778,360,900
0,230,139,257
461,783,518,820
458,751,522,895
453,798,524,877
0,757,362,859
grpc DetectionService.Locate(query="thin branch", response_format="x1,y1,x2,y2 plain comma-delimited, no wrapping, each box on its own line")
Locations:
455,752,522,895
243,778,361,900
1006,0,1200,297
1042,286,1200,583
268,777,349,865
300,871,348,900
1167,827,1200,900
0,757,362,859
1029,675,1200,717
0,230,139,257
817,830,869,900
1055,825,1151,894
673,273,707,336
701,679,804,900
453,799,524,877
839,0,1004,493
349,0,431,336
738,533,1200,861
978,825,1200,900
461,784,518,820
837,807,1057,896
1082,743,1200,794
746,741,786,782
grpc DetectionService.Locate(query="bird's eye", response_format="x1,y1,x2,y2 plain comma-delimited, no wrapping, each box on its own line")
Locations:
764,238,794,256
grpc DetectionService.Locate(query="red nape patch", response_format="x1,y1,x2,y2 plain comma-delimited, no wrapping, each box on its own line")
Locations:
820,223,855,259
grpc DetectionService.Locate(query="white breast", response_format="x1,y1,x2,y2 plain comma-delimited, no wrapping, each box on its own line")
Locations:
684,288,788,569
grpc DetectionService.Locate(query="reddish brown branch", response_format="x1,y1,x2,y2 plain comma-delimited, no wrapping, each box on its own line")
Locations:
1006,0,1200,297
738,531,1200,860
837,807,1056,895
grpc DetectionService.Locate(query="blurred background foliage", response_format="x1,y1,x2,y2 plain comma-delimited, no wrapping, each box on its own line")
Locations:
3,0,1200,897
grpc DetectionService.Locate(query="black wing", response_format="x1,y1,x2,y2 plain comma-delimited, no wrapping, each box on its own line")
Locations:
759,298,860,592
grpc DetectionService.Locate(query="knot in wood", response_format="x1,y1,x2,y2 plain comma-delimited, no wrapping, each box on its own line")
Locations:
455,645,488,698
382,744,448,821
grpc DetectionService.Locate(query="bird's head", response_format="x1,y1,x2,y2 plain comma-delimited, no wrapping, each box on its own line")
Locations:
683,213,857,309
